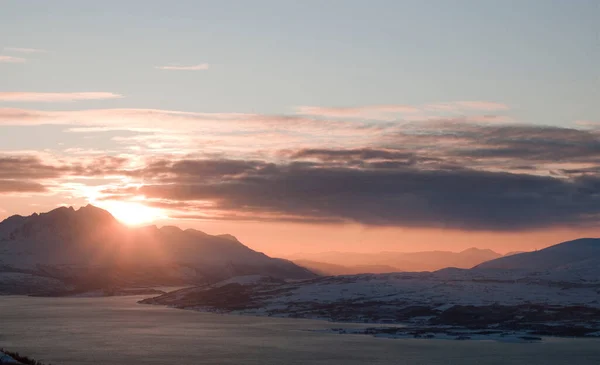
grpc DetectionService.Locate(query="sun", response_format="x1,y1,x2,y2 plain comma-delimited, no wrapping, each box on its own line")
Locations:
95,201,166,226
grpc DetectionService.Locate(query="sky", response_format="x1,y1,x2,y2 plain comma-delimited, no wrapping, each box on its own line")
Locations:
0,0,599,256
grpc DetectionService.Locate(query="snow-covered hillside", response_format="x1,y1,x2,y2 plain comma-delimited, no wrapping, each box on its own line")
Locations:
475,238,600,274
142,238,600,340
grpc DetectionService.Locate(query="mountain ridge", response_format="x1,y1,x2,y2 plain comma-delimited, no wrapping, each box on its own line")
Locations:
288,247,503,273
474,238,600,271
0,205,314,295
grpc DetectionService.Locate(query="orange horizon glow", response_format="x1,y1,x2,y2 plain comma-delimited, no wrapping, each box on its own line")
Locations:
0,200,598,257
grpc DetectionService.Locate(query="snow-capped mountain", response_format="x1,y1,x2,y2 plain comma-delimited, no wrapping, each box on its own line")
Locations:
470,238,600,283
475,238,600,271
0,205,314,294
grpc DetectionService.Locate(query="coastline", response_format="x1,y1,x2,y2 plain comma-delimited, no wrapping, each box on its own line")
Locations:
143,302,600,343
138,274,600,343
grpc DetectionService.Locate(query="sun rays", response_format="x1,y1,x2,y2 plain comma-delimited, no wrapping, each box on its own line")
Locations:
93,200,166,226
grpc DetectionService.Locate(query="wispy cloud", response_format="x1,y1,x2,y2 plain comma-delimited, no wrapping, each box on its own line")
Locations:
0,55,26,63
0,107,388,158
4,47,46,54
297,101,510,121
155,63,210,71
0,92,123,102
425,101,509,112
575,120,600,128
297,105,418,120
0,107,372,134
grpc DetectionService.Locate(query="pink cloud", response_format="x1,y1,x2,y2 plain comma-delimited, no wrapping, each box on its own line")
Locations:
0,107,389,158
155,64,209,71
0,55,26,63
575,120,600,128
0,92,123,102
0,108,373,132
4,47,46,53
297,101,509,120
425,101,509,112
296,105,419,120
455,101,509,110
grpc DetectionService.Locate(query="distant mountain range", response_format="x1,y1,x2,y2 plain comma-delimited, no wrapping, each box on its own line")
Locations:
292,260,400,276
289,247,509,275
0,205,314,295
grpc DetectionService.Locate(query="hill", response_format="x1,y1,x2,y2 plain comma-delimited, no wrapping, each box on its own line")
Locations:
475,238,600,271
0,205,314,295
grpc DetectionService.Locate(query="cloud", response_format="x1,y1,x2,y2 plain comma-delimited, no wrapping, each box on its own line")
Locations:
296,105,418,120
125,158,270,182
0,156,63,195
0,92,123,102
1,105,597,173
0,180,47,193
0,55,26,63
0,108,281,129
425,101,509,112
575,120,600,128
392,123,600,168
0,107,387,157
287,148,417,162
0,156,67,179
73,119,600,230
156,64,209,71
1,100,599,231
90,156,600,230
4,114,600,230
0,154,130,198
0,155,129,180
297,101,510,121
4,47,46,53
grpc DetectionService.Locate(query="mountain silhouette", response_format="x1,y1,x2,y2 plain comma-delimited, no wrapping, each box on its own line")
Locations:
0,205,314,295
289,247,502,273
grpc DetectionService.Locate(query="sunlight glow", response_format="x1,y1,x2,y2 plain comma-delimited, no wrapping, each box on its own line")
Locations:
93,200,167,226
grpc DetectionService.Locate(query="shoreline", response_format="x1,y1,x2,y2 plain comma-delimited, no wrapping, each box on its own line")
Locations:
137,275,600,343
139,300,600,343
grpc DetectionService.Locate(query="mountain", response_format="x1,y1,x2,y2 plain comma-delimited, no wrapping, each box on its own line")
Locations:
288,247,502,272
473,238,600,282
475,238,600,271
503,251,527,257
0,205,314,295
292,259,400,276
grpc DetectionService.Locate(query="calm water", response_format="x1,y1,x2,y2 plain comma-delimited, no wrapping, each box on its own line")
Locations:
0,296,599,365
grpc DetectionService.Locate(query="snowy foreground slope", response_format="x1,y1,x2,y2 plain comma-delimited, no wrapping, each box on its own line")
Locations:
142,239,600,341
